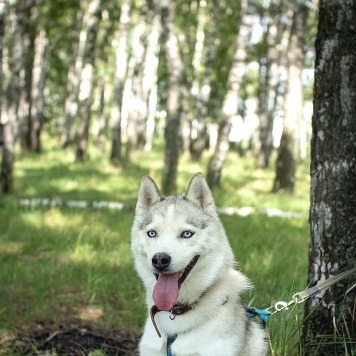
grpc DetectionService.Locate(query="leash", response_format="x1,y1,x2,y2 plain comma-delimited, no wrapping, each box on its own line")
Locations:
162,267,355,355
245,267,356,327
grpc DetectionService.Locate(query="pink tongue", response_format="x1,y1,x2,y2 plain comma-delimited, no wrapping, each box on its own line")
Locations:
152,272,180,311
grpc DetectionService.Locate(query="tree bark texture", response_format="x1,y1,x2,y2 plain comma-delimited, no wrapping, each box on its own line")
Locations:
160,0,183,195
302,1,356,355
18,0,36,153
273,1,307,192
61,8,84,147
1,1,24,193
110,0,131,165
256,0,284,169
143,3,160,152
75,0,101,162
187,0,209,161
93,78,107,153
30,29,49,152
125,1,147,161
206,0,250,188
188,0,219,161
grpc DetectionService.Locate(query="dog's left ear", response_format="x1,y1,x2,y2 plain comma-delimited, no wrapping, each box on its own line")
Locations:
185,173,216,215
136,175,163,215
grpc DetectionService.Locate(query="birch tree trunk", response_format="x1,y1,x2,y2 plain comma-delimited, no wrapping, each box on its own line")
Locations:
0,1,11,193
256,0,284,169
160,0,183,194
185,0,207,160
29,28,49,152
18,0,35,153
206,0,251,188
188,0,219,160
93,78,107,153
110,0,131,165
75,0,101,162
272,1,307,192
0,1,7,113
1,0,23,193
302,1,356,354
60,8,84,147
125,2,147,161
92,10,111,154
143,3,160,152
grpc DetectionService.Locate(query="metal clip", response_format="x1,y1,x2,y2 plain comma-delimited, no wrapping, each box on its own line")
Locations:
268,298,295,314
268,294,305,314
169,311,176,320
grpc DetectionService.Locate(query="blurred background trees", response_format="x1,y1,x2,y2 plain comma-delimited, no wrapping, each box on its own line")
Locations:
0,0,317,194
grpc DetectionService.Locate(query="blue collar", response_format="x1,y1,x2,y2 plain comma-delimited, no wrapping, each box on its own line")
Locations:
243,304,270,328
167,334,177,356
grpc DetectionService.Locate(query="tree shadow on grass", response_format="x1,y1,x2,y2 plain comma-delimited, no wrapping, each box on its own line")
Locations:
13,158,149,205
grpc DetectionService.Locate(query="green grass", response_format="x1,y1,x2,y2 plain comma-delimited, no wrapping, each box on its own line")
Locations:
0,137,311,354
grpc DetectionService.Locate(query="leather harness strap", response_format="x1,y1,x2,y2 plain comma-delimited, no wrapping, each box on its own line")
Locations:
150,303,193,338
169,303,193,318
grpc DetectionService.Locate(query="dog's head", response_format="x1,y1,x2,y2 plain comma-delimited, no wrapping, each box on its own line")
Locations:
131,173,234,310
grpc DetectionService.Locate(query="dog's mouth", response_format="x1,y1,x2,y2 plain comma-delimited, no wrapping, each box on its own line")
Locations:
152,255,200,311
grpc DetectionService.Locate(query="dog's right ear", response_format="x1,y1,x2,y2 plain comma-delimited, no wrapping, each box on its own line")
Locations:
136,175,163,214
185,172,216,216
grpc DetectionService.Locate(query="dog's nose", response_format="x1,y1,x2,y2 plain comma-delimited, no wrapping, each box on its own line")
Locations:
152,253,171,270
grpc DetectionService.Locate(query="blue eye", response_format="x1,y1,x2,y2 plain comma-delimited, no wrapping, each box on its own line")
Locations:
181,231,194,239
147,230,157,238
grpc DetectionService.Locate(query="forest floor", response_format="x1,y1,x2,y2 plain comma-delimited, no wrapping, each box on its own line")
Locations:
2,322,138,355
0,201,306,356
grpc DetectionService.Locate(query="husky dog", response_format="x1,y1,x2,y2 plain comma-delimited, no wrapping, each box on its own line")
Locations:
131,173,267,356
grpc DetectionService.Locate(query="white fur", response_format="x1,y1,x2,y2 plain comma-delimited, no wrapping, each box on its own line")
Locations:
131,173,267,355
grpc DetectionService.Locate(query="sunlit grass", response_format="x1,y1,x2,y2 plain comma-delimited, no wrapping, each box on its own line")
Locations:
223,214,309,355
12,134,310,214
0,204,141,336
1,135,311,354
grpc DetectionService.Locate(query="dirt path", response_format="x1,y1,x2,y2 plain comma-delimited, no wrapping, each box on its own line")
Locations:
2,327,138,355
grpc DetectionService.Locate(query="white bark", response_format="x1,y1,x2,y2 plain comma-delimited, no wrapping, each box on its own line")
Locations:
125,2,147,159
1,1,23,192
207,0,253,187
160,0,184,194
273,1,306,192
30,29,49,152
75,0,101,162
143,3,160,152
61,8,84,147
110,0,131,164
